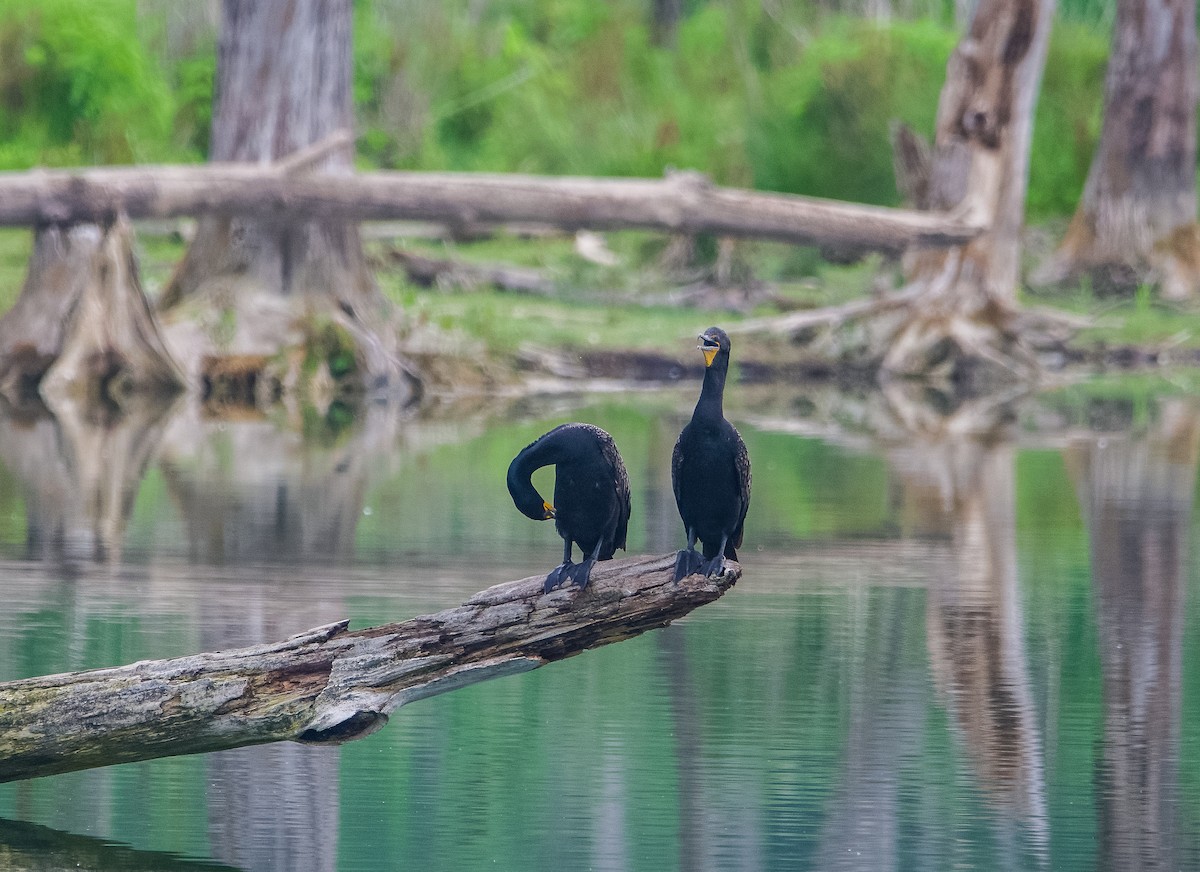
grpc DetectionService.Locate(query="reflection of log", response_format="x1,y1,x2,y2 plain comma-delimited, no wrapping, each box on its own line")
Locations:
0,167,981,254
0,553,739,783
0,816,244,872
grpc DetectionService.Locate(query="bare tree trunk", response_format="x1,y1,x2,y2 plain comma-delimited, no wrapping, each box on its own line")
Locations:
0,219,183,409
160,0,412,402
1033,0,1199,299
876,0,1054,388
0,227,96,405
650,0,683,47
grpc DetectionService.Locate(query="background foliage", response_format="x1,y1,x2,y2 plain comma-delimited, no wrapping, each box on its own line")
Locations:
0,0,1115,219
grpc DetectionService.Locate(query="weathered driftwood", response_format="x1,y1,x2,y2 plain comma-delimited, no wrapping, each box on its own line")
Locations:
0,166,981,254
0,552,738,783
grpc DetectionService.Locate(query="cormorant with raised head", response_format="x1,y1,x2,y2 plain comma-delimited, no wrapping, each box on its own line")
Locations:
508,423,632,593
672,326,751,581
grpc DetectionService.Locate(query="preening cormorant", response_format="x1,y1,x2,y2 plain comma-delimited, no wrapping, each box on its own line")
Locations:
672,326,751,581
507,423,632,593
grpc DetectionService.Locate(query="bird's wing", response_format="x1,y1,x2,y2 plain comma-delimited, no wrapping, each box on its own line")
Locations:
614,446,633,549
671,433,685,510
732,428,751,549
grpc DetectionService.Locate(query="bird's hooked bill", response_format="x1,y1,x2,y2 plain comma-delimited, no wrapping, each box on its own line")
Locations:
697,333,719,367
543,500,556,519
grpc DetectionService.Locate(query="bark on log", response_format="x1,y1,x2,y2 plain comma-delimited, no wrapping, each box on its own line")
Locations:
0,166,982,254
0,552,739,783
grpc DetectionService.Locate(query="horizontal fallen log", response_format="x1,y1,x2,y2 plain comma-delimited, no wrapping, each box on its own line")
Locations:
0,165,982,254
0,552,738,783
385,247,558,296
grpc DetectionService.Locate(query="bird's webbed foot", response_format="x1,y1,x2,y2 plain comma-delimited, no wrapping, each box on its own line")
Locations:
701,555,727,578
544,562,575,593
673,548,704,582
567,558,597,591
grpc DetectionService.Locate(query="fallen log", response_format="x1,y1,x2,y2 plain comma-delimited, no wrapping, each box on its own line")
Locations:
385,247,559,296
0,165,981,254
0,552,738,783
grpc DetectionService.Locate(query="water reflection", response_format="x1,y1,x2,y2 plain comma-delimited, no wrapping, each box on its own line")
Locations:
878,388,1049,869
0,385,1198,870
1067,400,1200,871
0,394,173,565
0,816,243,871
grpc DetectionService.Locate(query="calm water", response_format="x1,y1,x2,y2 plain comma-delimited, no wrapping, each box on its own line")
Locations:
0,384,1199,871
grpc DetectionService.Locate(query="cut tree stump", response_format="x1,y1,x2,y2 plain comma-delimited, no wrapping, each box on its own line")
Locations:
0,553,739,783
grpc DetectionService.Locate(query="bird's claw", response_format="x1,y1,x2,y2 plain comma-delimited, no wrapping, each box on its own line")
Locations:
544,562,574,593
702,555,727,578
568,558,596,591
673,548,704,582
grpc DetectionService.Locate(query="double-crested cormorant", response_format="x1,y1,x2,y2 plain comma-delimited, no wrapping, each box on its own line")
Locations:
672,326,751,581
507,423,632,593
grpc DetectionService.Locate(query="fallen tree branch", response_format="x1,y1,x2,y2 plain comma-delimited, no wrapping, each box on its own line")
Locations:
384,247,559,296
728,284,928,336
0,552,738,783
0,165,982,254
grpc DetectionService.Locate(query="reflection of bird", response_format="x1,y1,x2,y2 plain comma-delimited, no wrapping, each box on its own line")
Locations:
672,326,751,581
508,423,632,592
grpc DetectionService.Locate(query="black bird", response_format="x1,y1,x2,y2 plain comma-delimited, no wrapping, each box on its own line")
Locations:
508,423,632,593
672,326,751,581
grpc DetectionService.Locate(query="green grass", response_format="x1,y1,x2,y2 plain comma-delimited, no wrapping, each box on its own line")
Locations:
1030,281,1200,349
0,230,31,312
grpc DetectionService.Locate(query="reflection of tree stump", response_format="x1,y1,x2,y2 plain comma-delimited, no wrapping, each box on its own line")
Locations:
1066,402,1200,871
159,0,415,406
155,401,400,565
0,394,176,564
879,390,1049,857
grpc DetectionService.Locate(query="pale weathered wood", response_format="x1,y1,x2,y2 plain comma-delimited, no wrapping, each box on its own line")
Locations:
0,552,739,783
0,166,981,254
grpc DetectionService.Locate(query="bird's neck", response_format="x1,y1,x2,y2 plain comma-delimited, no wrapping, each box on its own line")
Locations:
693,360,726,421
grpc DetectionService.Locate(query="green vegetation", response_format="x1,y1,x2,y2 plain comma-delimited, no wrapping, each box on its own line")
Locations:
0,0,1109,218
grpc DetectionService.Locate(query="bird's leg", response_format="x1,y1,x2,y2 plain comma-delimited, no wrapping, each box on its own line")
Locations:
569,539,605,591
673,528,704,582
702,534,730,578
544,538,576,593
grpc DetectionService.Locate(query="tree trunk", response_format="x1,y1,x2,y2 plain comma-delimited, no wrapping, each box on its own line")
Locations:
0,553,739,783
0,227,97,405
160,0,412,403
650,0,683,47
0,219,184,409
876,0,1054,388
1033,0,1199,299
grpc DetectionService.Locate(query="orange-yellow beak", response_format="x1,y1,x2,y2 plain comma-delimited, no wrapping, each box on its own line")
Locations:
698,334,719,367
543,500,556,519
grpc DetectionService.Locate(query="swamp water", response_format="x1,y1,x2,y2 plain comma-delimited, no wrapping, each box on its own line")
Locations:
0,384,1198,871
